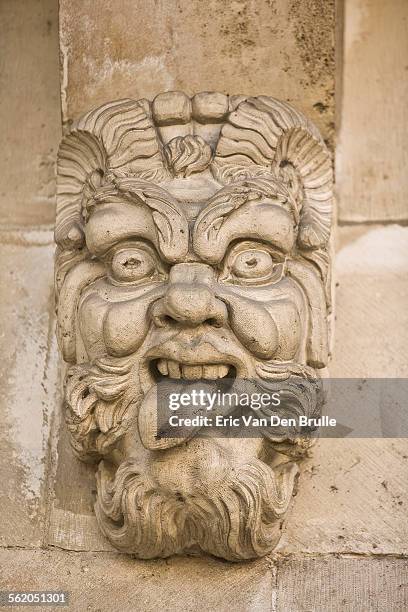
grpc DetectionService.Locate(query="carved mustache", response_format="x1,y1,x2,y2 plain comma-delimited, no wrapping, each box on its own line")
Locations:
64,355,138,461
64,353,322,461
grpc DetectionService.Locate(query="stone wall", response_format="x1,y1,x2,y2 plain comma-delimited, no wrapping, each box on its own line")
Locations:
59,0,335,147
0,1,407,610
337,0,408,221
0,0,61,226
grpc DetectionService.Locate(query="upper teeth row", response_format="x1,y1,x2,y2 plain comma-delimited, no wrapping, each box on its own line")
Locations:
156,359,230,380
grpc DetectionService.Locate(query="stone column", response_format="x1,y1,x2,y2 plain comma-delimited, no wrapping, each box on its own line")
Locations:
59,0,335,146
337,0,408,222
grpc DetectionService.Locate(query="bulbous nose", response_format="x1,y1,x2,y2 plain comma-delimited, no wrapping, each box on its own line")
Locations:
151,263,228,327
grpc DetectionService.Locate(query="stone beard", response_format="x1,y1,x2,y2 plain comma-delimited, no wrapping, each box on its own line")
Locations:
55,91,333,561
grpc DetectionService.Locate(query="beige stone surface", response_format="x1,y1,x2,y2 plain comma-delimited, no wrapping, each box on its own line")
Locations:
2,549,407,611
337,0,408,222
279,438,408,555
276,556,408,611
0,549,274,612
0,1,406,605
0,0,61,226
279,225,408,554
332,224,408,378
59,0,335,146
0,229,57,547
47,416,114,552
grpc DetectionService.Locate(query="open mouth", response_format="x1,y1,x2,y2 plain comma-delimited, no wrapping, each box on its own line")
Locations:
150,359,237,381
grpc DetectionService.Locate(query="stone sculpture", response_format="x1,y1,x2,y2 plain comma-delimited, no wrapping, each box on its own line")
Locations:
55,91,333,560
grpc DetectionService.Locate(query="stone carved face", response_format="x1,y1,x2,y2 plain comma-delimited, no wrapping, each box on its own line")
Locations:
55,92,333,560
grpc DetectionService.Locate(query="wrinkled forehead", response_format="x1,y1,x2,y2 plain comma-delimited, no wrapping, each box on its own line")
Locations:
85,175,296,263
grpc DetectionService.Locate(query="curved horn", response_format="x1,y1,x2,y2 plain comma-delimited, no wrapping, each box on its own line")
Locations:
274,127,333,249
55,98,168,250
212,96,333,249
56,130,107,249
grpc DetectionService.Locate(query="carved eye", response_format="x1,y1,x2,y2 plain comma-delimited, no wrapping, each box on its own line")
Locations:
231,249,274,279
110,247,157,283
220,243,286,286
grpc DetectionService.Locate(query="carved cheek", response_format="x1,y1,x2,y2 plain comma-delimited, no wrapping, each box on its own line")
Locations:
262,301,302,360
220,281,304,360
78,292,109,360
103,297,153,357
225,297,280,359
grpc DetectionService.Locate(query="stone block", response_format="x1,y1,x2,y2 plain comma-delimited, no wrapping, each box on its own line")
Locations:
0,549,274,612
47,419,114,551
278,439,408,555
0,0,60,226
332,225,408,378
276,556,408,612
338,0,408,222
0,230,57,547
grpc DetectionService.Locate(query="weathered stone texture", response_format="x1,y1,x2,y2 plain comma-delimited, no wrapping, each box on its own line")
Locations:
279,439,408,555
0,0,61,226
332,224,408,378
59,0,335,146
278,226,408,555
2,550,407,611
0,1,407,607
0,231,57,547
276,556,408,612
0,550,274,612
47,412,114,551
338,0,408,222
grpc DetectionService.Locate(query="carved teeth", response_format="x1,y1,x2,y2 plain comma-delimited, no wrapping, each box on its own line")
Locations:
218,365,229,378
157,359,168,375
202,365,219,379
167,360,181,379
182,365,202,380
154,360,231,380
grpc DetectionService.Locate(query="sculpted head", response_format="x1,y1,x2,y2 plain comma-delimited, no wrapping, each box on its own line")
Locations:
55,91,333,560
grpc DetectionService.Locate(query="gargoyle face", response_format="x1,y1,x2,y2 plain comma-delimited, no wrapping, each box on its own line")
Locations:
55,92,333,560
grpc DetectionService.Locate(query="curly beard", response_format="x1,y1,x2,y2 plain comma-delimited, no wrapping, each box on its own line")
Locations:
95,449,299,561
64,355,140,461
64,355,323,559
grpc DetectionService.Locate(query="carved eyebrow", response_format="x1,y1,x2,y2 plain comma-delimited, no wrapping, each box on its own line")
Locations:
85,179,189,263
192,196,295,264
90,178,188,225
103,236,160,258
113,178,184,216
85,202,159,255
